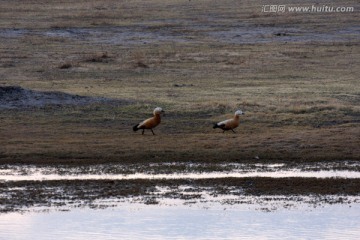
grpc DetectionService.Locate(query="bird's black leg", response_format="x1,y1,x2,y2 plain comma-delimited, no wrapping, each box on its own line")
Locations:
222,130,225,133
142,129,145,135
231,129,236,133
151,129,155,135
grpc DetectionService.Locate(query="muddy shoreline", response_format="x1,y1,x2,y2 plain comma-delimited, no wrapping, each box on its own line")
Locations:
1,161,359,213
1,177,360,213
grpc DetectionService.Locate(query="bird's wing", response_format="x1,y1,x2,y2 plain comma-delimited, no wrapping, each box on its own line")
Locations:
138,117,152,129
138,116,160,129
217,119,231,128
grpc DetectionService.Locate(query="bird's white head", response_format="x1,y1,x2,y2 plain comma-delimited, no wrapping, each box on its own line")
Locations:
235,110,244,116
154,107,165,115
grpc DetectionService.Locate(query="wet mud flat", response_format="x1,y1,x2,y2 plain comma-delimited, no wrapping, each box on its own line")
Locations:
1,162,360,213
0,161,360,213
1,176,360,213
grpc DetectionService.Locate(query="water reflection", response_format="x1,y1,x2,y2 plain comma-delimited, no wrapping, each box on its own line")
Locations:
1,170,360,182
2,162,360,182
0,204,359,240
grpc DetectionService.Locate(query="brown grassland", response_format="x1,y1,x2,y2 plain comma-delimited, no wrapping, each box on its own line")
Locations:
0,0,359,165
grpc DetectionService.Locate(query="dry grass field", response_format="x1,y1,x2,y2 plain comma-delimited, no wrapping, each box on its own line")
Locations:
0,0,359,165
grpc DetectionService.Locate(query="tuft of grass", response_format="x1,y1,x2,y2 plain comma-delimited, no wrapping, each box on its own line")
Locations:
59,63,72,69
85,52,111,63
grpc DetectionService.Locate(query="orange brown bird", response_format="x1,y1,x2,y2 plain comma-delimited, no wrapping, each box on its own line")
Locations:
213,110,244,133
133,107,165,135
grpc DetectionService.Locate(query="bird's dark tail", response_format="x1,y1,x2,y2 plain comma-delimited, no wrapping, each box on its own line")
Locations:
133,124,139,132
213,123,219,129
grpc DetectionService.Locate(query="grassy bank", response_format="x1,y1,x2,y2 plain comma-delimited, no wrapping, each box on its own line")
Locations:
0,0,359,164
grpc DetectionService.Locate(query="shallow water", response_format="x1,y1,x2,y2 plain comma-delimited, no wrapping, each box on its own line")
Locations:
1,163,359,239
1,163,360,182
0,203,359,240
1,170,360,182
1,163,359,215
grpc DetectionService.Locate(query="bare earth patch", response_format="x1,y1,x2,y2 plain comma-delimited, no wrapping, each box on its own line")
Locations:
0,86,127,109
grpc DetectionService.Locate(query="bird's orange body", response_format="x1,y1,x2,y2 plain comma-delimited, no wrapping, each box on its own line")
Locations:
213,110,244,133
133,107,164,135
137,114,161,130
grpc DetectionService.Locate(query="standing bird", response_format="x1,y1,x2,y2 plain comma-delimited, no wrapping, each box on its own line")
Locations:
213,110,245,133
133,107,165,135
